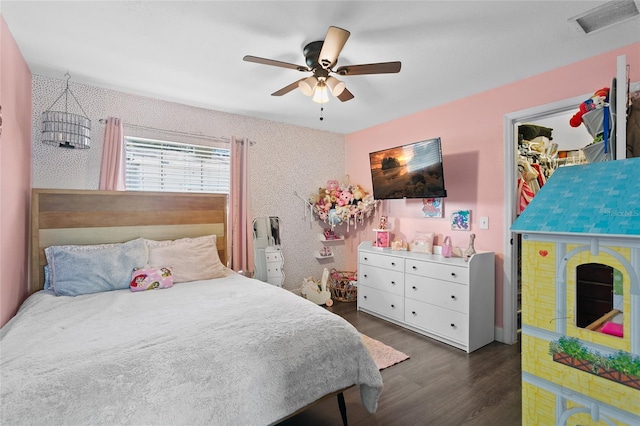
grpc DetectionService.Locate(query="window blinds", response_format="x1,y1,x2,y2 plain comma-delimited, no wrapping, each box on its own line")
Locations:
125,136,230,194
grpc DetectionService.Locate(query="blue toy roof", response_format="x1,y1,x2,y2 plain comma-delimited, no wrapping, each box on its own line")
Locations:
510,157,640,237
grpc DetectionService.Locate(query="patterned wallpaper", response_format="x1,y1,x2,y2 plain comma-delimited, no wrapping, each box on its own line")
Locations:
31,74,347,292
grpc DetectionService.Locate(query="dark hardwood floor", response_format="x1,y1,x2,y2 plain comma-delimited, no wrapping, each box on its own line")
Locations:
277,301,522,426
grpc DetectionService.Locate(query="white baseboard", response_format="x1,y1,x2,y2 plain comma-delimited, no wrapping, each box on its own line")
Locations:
494,326,505,343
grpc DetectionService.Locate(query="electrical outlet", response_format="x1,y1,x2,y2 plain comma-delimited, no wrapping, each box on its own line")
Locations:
479,217,489,230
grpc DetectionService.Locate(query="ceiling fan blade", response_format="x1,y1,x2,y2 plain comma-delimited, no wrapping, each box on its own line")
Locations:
271,78,307,96
318,26,350,70
243,55,309,72
337,88,354,102
335,61,401,76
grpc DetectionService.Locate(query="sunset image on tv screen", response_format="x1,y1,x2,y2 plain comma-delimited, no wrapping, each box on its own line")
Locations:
369,138,446,199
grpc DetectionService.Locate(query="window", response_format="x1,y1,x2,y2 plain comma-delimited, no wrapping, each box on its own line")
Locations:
575,262,623,337
125,136,230,193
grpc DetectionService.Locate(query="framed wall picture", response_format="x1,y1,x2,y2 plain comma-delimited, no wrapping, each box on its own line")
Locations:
422,198,443,218
451,210,471,231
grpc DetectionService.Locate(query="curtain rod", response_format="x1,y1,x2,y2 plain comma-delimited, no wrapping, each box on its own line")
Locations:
98,118,255,145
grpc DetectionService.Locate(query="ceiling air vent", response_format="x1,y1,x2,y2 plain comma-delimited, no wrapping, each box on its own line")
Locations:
569,0,639,34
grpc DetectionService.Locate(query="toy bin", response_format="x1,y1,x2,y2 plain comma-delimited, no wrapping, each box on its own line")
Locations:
329,269,358,302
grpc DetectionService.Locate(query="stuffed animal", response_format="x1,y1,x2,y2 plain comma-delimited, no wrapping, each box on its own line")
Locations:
339,190,353,206
326,180,339,191
352,185,365,201
569,87,609,128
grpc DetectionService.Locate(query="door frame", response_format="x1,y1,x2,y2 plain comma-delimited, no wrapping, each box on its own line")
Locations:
502,94,586,344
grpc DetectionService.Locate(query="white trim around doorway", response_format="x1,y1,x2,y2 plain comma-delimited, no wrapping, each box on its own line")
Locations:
502,94,587,345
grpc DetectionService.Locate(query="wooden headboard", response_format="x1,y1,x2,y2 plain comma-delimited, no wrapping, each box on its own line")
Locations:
31,189,228,294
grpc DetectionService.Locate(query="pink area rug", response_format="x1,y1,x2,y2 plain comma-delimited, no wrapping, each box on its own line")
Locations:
361,334,409,371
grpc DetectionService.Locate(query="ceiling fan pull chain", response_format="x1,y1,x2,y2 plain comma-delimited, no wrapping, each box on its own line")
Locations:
320,106,324,121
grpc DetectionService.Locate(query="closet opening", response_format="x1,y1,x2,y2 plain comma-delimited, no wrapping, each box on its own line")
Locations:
503,95,586,345
503,56,631,346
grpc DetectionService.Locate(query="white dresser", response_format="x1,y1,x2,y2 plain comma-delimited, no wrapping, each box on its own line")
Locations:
264,246,284,287
357,241,495,352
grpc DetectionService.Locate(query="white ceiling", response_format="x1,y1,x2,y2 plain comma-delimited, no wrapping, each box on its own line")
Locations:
2,1,639,134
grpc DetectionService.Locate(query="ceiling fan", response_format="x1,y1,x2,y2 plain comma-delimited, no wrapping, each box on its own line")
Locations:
243,26,401,103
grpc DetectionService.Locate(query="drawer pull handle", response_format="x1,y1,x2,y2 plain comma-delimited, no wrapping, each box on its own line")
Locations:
412,286,417,290
391,281,396,285
450,323,455,328
391,304,395,308
412,266,417,270
363,296,367,299
411,311,416,316
391,262,396,266
451,272,456,277
364,274,368,278
450,295,456,299
364,257,368,261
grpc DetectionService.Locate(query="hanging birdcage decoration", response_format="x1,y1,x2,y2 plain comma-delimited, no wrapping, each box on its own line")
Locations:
41,73,91,149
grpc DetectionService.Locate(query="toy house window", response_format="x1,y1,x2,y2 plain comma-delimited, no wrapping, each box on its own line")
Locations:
576,262,623,337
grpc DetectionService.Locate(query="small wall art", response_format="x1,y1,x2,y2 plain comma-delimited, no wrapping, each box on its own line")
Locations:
422,198,443,218
451,210,471,231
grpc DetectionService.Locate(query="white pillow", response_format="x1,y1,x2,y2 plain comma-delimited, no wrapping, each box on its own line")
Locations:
145,235,226,283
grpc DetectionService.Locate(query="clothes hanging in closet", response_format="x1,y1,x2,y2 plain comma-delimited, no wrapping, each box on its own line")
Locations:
516,125,556,215
517,177,535,215
627,96,640,158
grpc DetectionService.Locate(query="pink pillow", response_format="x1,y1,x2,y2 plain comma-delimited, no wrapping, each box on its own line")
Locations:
601,322,623,337
130,267,174,292
145,235,226,283
411,231,435,254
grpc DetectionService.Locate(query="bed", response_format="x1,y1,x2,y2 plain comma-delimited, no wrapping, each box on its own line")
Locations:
0,189,382,425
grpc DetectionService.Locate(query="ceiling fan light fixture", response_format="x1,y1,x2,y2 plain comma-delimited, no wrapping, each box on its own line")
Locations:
298,76,318,96
326,76,346,97
312,81,330,104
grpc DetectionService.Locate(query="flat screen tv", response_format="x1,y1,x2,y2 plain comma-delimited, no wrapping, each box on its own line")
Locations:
369,137,447,199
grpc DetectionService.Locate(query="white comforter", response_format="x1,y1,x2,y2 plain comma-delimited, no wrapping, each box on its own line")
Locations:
0,274,382,425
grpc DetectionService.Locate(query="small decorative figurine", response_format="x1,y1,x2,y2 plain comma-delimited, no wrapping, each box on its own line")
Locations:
464,233,476,262
378,215,388,230
319,246,332,257
391,239,408,251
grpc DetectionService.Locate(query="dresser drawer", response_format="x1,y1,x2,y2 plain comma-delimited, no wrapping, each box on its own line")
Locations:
359,251,404,272
358,285,404,321
405,299,468,344
267,276,284,287
265,251,283,262
405,276,468,314
359,264,404,296
266,263,283,278
405,258,469,284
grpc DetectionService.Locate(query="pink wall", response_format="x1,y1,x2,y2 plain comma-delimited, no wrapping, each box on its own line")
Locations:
0,15,33,327
345,42,640,329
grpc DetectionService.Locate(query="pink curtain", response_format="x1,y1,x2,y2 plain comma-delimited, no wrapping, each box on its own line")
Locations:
228,136,253,273
99,117,125,190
